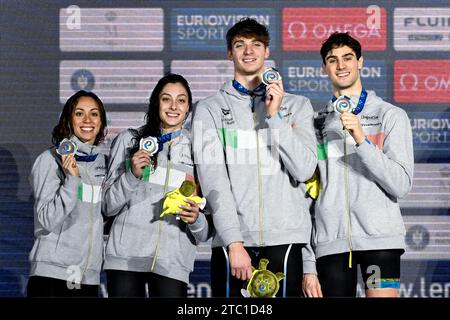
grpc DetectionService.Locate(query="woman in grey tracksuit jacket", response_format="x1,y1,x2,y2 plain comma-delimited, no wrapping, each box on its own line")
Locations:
28,90,107,297
102,74,210,297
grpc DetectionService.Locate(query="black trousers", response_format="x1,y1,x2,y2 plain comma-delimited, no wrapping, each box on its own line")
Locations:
211,244,304,297
316,249,404,297
106,270,187,297
26,276,99,297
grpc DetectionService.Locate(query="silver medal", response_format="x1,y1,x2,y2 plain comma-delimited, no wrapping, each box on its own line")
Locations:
261,67,282,85
334,96,354,113
56,139,77,156
140,136,159,155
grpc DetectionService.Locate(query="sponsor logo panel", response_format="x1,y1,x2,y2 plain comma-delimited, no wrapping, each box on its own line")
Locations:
60,60,163,104
60,8,163,51
400,164,450,209
394,60,450,103
283,7,386,51
283,59,386,106
171,8,276,51
403,215,450,260
410,112,450,162
394,8,450,51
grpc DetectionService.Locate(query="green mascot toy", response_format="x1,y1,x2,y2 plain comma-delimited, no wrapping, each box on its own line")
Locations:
241,258,285,298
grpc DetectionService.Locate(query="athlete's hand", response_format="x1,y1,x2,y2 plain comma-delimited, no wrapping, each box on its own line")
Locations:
178,199,200,224
340,111,365,144
265,79,284,118
228,242,253,281
61,154,80,177
131,149,151,178
302,273,323,298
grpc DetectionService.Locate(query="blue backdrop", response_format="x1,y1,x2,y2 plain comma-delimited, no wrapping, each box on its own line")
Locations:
0,0,449,297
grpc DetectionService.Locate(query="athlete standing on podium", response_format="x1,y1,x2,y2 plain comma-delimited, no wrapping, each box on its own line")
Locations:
302,32,414,297
27,90,107,297
193,18,317,297
102,74,210,297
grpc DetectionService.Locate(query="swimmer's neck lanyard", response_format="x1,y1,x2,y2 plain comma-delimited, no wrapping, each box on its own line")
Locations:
75,154,98,162
157,129,182,152
232,79,266,97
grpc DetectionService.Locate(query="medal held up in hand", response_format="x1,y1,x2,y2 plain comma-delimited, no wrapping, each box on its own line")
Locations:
140,136,159,156
56,139,77,156
334,95,354,114
261,67,282,85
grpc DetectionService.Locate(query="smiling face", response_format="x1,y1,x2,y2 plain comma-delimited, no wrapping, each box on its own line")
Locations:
158,82,189,133
71,96,102,145
228,36,269,80
323,45,363,95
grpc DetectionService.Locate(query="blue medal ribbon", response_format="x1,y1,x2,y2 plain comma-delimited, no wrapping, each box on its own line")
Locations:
74,154,98,162
331,89,367,115
156,129,182,152
232,79,266,97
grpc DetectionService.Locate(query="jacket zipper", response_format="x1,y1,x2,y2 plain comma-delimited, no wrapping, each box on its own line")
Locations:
83,147,97,279
343,131,353,268
151,141,172,272
119,160,131,243
81,173,95,281
252,96,264,246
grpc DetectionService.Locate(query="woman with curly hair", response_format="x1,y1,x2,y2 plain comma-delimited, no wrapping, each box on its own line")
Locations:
27,90,107,297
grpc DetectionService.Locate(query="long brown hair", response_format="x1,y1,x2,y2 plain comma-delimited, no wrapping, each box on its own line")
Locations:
130,74,193,163
52,90,107,146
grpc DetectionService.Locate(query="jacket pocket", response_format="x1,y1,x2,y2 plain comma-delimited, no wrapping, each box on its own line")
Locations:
313,205,347,245
110,202,158,258
171,224,196,272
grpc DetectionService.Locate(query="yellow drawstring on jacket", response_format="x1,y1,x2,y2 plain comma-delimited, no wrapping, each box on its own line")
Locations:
349,251,353,268
305,170,320,200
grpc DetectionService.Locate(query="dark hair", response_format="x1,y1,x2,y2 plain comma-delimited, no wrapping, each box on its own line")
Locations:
130,73,193,167
52,90,107,146
226,17,270,51
320,32,362,64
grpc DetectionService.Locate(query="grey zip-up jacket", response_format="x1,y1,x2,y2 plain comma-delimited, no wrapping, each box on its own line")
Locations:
102,120,210,284
29,136,106,285
192,80,317,249
310,90,413,263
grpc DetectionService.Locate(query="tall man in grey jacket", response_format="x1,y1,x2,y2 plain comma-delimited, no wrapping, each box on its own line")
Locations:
192,18,317,297
302,32,414,298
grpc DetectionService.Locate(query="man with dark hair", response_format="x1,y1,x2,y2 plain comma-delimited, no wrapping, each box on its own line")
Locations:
319,32,362,64
226,17,270,51
303,32,413,297
193,18,317,297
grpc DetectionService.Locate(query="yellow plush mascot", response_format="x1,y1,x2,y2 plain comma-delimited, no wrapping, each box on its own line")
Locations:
160,180,206,222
